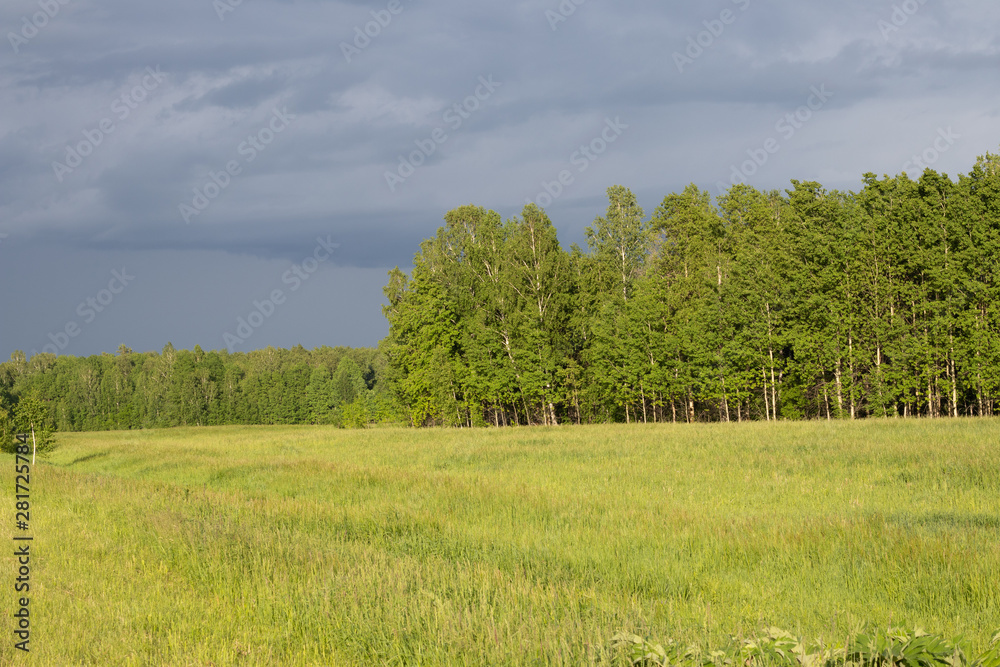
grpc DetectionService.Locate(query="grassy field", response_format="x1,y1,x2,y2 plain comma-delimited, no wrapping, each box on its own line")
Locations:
2,419,999,665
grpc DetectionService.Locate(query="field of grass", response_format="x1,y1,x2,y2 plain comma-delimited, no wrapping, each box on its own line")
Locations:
3,419,999,665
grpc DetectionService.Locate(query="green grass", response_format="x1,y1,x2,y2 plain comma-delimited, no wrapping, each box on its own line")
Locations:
3,419,999,665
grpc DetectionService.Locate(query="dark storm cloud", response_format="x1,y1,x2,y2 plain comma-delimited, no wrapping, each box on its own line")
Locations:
1,0,998,357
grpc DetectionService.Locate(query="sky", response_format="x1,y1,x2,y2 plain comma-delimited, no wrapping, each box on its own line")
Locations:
1,0,998,361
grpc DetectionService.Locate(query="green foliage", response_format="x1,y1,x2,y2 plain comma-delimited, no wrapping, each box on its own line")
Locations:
845,628,963,667
331,356,368,406
383,148,1000,425
613,627,1000,667
0,345,402,432
381,202,578,426
976,633,1000,667
0,391,57,456
0,403,12,446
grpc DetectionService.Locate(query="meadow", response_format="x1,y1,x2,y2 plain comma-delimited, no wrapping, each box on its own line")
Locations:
2,419,999,665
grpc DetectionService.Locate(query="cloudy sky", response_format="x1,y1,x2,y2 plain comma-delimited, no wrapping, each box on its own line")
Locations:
1,0,997,360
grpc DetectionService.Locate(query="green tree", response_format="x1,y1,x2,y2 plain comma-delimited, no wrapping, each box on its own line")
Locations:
583,186,650,422
1,392,56,457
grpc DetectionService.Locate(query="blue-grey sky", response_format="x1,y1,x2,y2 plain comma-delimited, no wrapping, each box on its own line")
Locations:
1,0,997,360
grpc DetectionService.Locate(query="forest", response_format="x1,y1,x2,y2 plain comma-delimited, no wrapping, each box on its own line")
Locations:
2,149,999,431
0,345,398,437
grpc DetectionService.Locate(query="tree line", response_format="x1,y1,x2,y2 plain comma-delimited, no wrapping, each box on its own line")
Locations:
0,345,400,435
381,151,1000,425
3,149,999,432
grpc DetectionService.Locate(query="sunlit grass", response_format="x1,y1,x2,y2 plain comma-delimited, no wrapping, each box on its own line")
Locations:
3,419,999,664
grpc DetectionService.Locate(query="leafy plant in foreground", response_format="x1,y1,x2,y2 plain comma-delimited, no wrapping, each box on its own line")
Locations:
612,627,1000,667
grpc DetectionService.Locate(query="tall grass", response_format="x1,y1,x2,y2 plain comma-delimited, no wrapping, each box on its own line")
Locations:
3,419,999,664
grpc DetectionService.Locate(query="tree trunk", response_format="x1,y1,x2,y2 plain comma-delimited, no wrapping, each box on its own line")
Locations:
765,302,778,421
848,334,856,420
769,348,778,421
834,358,844,418
762,366,770,422
928,378,935,418
949,348,958,418
720,375,730,423
876,344,888,417
640,382,647,424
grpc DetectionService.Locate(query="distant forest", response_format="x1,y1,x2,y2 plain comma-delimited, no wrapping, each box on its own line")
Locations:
0,346,397,434
3,149,1000,432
